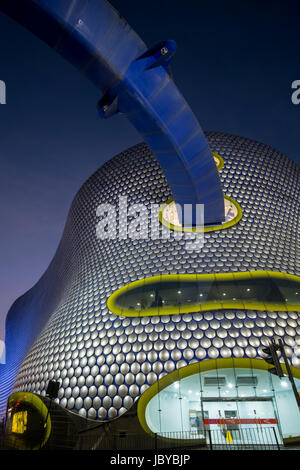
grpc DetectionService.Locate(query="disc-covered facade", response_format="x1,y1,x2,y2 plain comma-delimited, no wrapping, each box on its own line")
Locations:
1,132,300,446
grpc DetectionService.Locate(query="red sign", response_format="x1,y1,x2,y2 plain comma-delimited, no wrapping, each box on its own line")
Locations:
203,418,277,425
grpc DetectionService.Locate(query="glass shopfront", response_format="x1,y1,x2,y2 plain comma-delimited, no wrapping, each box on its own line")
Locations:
145,366,300,445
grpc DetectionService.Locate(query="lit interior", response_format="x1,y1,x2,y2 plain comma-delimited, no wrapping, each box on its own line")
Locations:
109,272,300,316
145,367,300,443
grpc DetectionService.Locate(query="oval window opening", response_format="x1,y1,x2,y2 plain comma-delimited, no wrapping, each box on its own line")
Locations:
107,272,300,317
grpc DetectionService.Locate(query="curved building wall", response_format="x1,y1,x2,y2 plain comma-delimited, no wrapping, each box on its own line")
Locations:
0,132,300,420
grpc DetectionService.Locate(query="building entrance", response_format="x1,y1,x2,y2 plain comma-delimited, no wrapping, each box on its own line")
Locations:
200,398,281,446
145,365,300,444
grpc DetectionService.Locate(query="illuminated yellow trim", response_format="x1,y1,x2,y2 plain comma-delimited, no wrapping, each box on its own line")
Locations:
137,358,300,437
212,152,224,170
107,270,300,317
159,194,242,233
7,392,51,450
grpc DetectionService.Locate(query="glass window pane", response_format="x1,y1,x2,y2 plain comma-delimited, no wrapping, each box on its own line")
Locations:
112,274,300,315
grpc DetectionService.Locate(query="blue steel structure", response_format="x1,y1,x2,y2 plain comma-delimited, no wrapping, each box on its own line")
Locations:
0,0,226,418
0,0,224,227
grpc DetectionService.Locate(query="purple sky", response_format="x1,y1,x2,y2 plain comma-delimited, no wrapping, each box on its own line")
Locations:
0,0,299,341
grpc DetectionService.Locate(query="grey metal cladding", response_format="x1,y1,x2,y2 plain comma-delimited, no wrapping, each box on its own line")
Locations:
6,132,300,421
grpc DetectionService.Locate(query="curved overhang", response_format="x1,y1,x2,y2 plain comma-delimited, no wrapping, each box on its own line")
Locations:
0,0,225,226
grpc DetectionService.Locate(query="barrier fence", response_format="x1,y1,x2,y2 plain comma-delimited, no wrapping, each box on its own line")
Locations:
204,426,281,450
0,420,282,451
76,427,281,451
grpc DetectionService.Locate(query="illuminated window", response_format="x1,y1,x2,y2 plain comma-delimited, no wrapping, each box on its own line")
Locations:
12,411,28,434
107,272,300,317
141,365,300,443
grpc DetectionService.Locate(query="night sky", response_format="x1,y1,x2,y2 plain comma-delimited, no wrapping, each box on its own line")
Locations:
0,0,299,340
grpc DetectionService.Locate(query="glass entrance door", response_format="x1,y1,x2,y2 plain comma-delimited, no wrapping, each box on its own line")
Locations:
202,399,282,446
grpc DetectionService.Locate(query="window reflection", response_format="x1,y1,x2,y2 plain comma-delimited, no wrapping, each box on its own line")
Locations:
115,275,300,313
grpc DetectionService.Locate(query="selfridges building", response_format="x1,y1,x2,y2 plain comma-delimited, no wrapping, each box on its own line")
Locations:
0,0,300,451
2,132,300,448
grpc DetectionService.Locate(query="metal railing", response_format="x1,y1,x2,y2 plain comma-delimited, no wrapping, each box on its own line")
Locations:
76,429,206,451
205,426,281,450
0,423,282,451
76,427,281,451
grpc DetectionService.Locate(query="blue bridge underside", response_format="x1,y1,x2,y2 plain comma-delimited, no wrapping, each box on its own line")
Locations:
0,0,225,413
0,0,224,226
